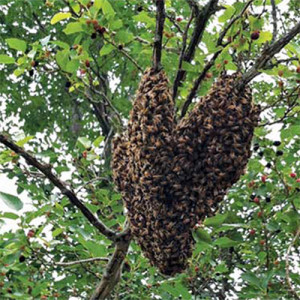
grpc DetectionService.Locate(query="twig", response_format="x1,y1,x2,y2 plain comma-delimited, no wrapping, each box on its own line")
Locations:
285,227,300,300
217,0,254,46
239,21,300,88
0,133,117,242
180,49,222,118
56,257,109,266
265,57,299,69
270,0,278,43
103,37,143,72
152,0,166,72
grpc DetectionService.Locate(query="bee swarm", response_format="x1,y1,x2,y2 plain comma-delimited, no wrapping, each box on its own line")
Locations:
112,68,260,275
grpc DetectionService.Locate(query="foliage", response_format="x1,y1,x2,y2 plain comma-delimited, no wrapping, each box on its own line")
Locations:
0,0,299,299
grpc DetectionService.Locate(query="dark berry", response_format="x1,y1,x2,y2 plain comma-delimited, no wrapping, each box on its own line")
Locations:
137,6,143,12
273,141,281,146
265,196,271,203
65,81,71,88
276,150,283,156
258,151,264,157
266,162,272,168
19,255,26,263
250,194,256,200
251,31,260,40
91,32,97,39
29,69,34,76
118,44,123,50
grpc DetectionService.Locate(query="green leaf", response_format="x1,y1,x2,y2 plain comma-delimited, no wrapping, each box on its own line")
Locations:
241,272,263,289
65,59,80,73
254,31,272,44
6,38,27,52
194,228,212,243
115,30,134,44
133,12,155,28
204,213,228,227
102,0,115,17
214,237,239,248
0,212,19,220
100,44,115,56
63,22,83,35
219,6,235,23
0,191,23,211
16,136,34,147
56,49,69,71
77,137,92,149
52,228,64,237
50,40,70,49
50,12,72,25
93,136,105,147
94,0,115,17
0,55,15,64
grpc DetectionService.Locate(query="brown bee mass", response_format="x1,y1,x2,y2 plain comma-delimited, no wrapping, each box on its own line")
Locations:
112,68,260,276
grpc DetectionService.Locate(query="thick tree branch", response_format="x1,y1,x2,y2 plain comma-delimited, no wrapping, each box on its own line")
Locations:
90,231,131,300
0,133,117,241
239,21,300,88
152,0,166,72
184,0,219,60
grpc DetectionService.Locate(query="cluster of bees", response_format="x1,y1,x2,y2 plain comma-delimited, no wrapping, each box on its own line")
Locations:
112,68,260,275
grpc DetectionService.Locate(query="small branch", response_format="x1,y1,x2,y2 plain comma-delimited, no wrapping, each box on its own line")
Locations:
103,37,143,72
285,227,300,300
90,232,131,300
152,0,166,72
0,133,117,242
172,0,220,100
239,21,300,88
270,0,278,43
217,0,254,46
265,57,299,69
180,49,222,118
56,257,109,267
172,12,194,100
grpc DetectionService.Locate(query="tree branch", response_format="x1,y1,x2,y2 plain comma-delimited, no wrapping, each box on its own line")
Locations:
152,0,166,72
90,231,131,300
217,0,254,46
239,21,300,88
103,37,143,72
270,0,278,42
56,257,109,267
180,49,222,118
172,0,220,100
0,133,117,242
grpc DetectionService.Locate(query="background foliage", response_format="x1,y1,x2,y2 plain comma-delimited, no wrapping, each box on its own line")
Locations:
0,0,299,299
